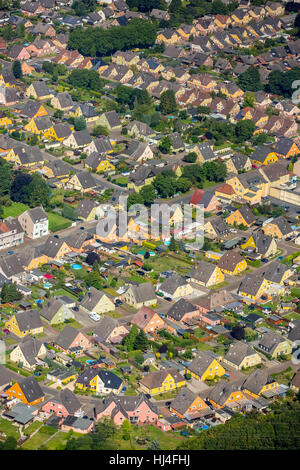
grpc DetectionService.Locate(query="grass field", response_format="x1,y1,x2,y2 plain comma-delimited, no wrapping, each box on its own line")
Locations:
0,418,21,440
21,425,57,450
46,212,72,232
2,202,29,218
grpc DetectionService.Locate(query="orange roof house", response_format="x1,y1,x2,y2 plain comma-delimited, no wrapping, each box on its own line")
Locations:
6,376,44,406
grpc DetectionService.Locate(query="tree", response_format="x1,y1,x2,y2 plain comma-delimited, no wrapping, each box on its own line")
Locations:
238,66,262,92
184,152,197,163
235,119,255,143
121,419,132,440
86,252,100,266
127,191,144,208
243,92,256,108
12,60,22,79
160,89,177,115
134,330,149,351
74,116,86,131
158,136,172,154
169,235,176,252
0,158,12,197
123,324,139,351
139,184,156,206
231,325,245,341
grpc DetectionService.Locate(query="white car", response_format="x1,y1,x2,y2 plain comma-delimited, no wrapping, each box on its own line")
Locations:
88,312,101,322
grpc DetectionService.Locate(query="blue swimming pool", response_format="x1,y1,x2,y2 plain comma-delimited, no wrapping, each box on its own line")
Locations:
72,264,82,270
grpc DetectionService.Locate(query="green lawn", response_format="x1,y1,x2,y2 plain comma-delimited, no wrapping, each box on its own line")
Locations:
21,425,57,450
52,320,83,331
46,212,72,232
0,418,21,440
283,312,300,321
23,421,42,436
2,202,29,218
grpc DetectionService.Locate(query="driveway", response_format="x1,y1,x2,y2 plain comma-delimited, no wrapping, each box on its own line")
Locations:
186,377,210,394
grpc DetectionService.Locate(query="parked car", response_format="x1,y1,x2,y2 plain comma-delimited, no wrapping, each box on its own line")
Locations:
164,297,172,302
88,312,101,322
115,299,122,306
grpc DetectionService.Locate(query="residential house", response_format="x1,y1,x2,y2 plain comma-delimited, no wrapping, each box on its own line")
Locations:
5,376,44,406
187,261,224,288
139,368,186,396
5,310,43,338
241,230,278,258
98,111,121,131
42,389,82,418
93,316,128,343
166,298,199,323
190,189,220,212
55,325,93,355
226,205,256,228
242,369,279,399
250,145,278,166
25,81,53,100
185,352,225,381
217,250,247,276
207,381,246,409
10,337,47,370
222,342,262,370
0,218,24,251
170,388,210,420
39,297,75,325
95,393,159,425
257,331,292,358
121,282,156,309
18,206,48,239
66,171,96,192
158,273,193,300
76,199,104,222
131,306,165,333
76,368,123,395
262,216,294,239
80,287,115,314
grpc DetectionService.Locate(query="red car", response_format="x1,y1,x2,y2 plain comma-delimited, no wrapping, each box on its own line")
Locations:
3,329,10,335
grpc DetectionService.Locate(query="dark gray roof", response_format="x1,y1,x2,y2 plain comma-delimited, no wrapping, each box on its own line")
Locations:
188,260,217,284
159,273,187,296
39,298,65,322
16,337,44,366
242,369,273,395
76,198,98,219
80,287,109,312
55,325,80,350
41,236,67,259
23,206,48,224
263,261,291,284
166,298,197,321
224,342,257,367
93,316,119,341
15,310,43,333
17,375,44,402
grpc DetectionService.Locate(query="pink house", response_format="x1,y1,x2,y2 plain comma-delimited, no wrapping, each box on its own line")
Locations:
8,44,31,61
190,189,220,212
41,389,82,419
96,393,159,426
55,325,93,355
198,311,221,326
61,417,94,434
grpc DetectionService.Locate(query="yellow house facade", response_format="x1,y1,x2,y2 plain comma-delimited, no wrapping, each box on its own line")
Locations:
139,371,186,396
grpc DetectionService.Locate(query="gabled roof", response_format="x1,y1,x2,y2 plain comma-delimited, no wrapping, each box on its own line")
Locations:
159,273,187,296
224,341,257,367
187,351,217,377
166,298,198,321
188,261,218,285
14,310,43,333
17,376,44,403
55,324,81,350
94,316,120,341
218,250,245,272
80,287,111,312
